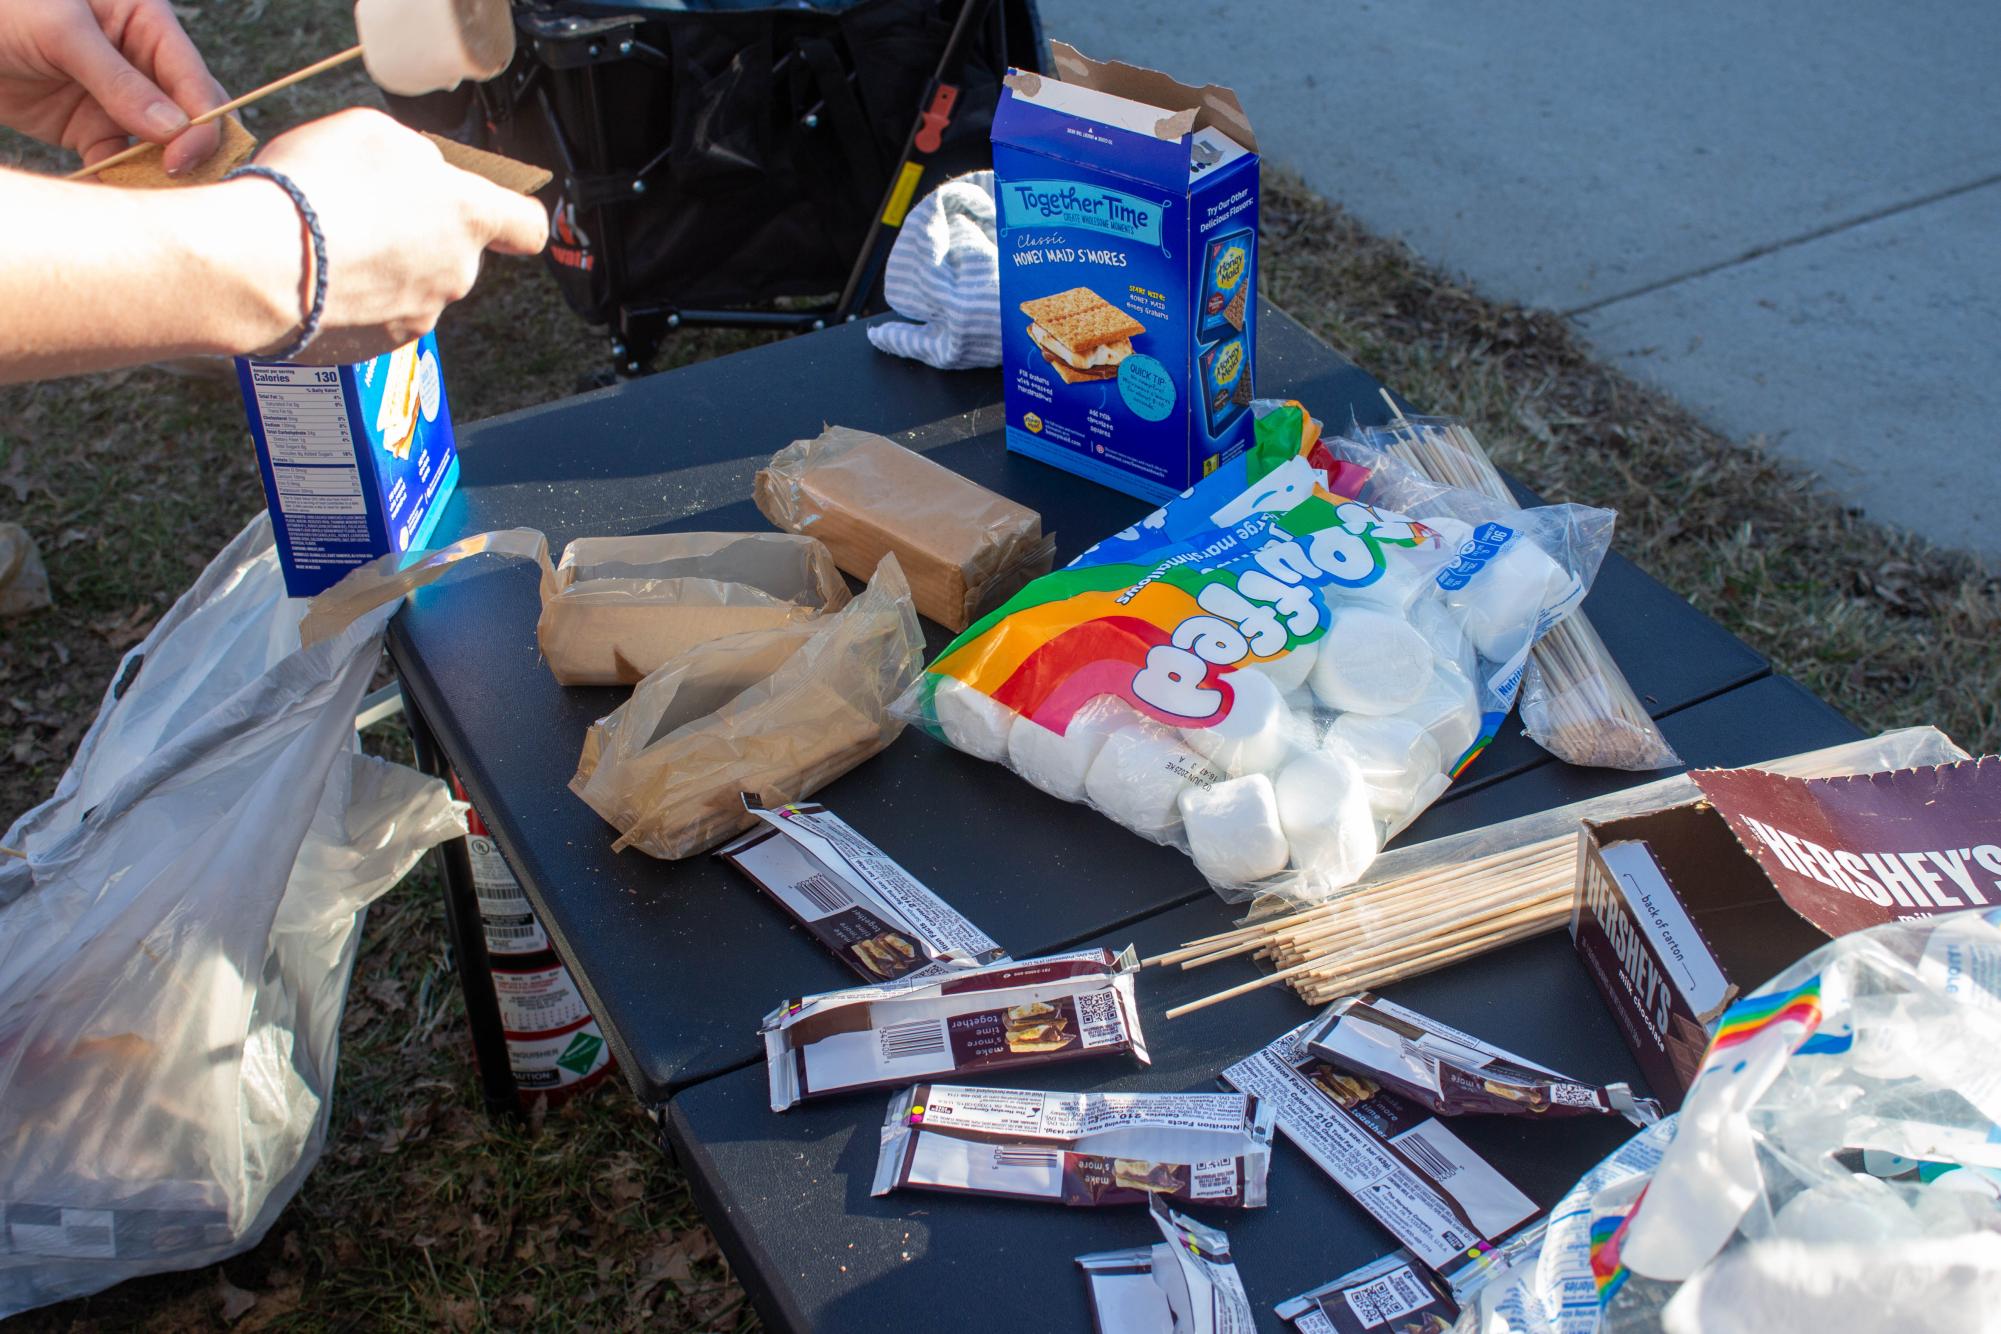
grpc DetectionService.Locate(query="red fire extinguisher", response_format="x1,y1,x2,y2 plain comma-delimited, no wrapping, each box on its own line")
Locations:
451,773,614,1108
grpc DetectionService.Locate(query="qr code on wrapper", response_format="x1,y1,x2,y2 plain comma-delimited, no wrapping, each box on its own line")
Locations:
1076,990,1125,1048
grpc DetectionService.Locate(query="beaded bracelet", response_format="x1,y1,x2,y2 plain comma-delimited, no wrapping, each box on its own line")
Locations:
224,164,328,362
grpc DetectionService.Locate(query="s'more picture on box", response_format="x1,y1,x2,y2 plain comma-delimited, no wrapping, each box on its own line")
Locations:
1020,287,1145,385
992,43,1259,503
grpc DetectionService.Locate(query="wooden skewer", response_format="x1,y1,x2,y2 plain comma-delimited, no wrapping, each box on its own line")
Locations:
1296,912,1566,1002
0,845,25,860
1286,891,1570,975
69,44,364,180
1163,956,1329,1019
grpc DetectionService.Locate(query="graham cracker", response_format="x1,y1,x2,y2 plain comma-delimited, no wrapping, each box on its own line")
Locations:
98,114,255,189
1046,302,1145,353
423,133,553,195
1223,284,1247,332
1018,287,1105,325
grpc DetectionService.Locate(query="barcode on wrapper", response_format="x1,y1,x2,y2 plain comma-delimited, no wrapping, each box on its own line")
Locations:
878,1019,948,1063
1398,1133,1460,1183
1343,1265,1434,1328
1075,989,1125,1048
795,873,854,915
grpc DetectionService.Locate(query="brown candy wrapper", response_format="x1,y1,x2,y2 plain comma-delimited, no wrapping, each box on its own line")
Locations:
570,555,922,859
754,426,1055,632
761,947,1148,1111
1304,994,1661,1127
874,1084,1273,1207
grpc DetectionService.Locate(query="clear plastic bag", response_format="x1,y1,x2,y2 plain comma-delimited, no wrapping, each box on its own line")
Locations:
570,555,924,858
0,515,463,1315
893,400,1615,902
1350,412,1680,772
299,527,850,686
1478,905,2001,1334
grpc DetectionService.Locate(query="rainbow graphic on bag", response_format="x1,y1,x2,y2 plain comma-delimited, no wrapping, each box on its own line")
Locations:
921,402,1499,761
1705,974,1839,1067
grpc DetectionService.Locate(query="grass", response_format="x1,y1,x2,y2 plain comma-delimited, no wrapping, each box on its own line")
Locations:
3,4,1997,1329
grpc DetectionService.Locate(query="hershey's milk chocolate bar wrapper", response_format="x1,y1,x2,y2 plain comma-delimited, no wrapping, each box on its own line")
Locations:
1275,1247,1457,1334
1305,994,1662,1127
1077,1195,1255,1334
760,947,1148,1111
720,796,1007,984
1222,1022,1543,1303
873,1083,1275,1208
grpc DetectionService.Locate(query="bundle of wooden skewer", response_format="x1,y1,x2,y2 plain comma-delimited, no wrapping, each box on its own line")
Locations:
1153,835,1576,1018
1152,729,1959,1019
1371,396,1679,772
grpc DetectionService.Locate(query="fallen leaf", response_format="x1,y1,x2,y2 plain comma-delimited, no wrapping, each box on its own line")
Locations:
215,1274,258,1323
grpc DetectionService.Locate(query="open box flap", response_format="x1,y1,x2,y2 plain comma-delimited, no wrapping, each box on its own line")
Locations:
1693,756,2001,938
1047,41,1258,152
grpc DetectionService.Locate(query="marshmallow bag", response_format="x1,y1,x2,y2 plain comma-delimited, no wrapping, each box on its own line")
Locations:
1477,907,2001,1334
895,401,1613,900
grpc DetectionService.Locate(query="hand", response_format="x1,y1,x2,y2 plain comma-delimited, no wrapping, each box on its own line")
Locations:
0,0,224,173
247,109,548,363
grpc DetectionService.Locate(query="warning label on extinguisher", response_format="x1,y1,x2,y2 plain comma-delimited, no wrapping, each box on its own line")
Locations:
492,963,596,1037
510,1016,615,1092
468,831,551,956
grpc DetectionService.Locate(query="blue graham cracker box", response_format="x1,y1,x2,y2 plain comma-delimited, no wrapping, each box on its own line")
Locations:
235,333,461,597
992,43,1259,503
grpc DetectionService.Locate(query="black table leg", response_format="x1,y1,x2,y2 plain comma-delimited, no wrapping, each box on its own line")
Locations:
404,686,522,1120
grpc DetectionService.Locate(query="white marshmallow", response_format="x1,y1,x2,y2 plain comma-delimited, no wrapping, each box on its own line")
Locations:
1308,607,1434,715
1346,549,1428,613
1243,640,1317,695
1178,774,1290,886
1393,666,1482,771
931,675,1015,761
1406,595,1477,677
1181,667,1300,776
1324,713,1443,824
1418,514,1474,559
1772,1177,1920,1247
1007,700,1134,802
1446,538,1569,660
1084,724,1229,841
1274,751,1379,888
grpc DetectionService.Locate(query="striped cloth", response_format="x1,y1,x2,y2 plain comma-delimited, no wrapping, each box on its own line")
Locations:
867,170,1001,370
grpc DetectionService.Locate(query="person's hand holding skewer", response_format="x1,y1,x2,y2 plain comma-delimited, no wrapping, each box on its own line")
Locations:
0,0,225,174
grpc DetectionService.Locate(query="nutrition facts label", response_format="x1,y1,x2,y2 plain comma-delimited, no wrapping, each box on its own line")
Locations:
249,365,367,521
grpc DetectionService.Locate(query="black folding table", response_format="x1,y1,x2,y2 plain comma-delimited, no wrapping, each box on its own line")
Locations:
384,305,1853,1329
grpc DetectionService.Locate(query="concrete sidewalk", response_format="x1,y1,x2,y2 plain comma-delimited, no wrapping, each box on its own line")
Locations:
1037,1,2001,557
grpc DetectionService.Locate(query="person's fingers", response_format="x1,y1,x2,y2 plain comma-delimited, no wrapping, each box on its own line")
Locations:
48,10,187,146
127,0,228,173
68,100,131,166
458,173,549,257
160,117,222,174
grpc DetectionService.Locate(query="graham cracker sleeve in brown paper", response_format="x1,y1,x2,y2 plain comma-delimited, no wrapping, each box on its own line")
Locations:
536,532,849,686
754,427,1056,632
297,526,848,686
570,554,924,859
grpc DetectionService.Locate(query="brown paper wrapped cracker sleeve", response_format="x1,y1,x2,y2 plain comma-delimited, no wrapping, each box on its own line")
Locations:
570,555,924,859
298,528,848,687
535,532,849,685
754,427,1055,631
